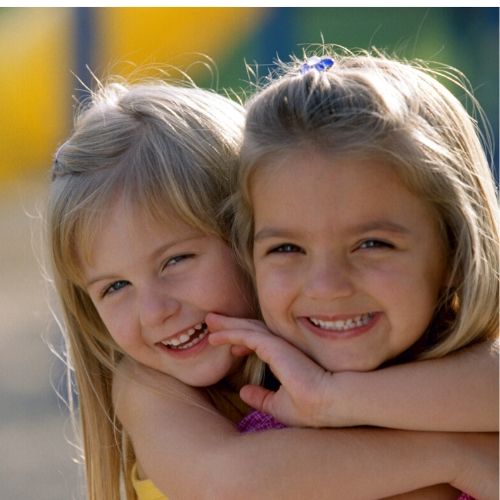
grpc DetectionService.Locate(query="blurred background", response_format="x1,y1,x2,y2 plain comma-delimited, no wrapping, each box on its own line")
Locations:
0,7,498,499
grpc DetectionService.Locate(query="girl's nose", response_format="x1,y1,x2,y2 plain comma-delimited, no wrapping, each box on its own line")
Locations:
138,283,180,328
303,254,355,300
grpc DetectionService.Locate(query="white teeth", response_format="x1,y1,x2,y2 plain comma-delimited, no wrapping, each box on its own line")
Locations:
161,322,208,349
309,313,374,331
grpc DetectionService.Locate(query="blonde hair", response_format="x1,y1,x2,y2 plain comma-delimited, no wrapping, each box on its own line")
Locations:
48,79,262,500
234,46,499,361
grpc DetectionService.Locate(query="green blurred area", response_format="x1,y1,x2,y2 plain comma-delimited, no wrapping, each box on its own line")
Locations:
218,7,498,175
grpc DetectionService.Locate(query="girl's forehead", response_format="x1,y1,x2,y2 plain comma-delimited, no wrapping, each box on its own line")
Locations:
249,147,434,204
104,192,183,228
83,194,220,260
249,150,442,228
249,148,389,185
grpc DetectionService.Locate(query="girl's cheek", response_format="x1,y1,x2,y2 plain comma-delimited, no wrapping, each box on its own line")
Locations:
98,305,132,346
256,272,292,317
258,266,297,295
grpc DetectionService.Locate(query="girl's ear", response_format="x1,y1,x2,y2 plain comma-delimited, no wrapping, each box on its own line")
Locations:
440,269,460,315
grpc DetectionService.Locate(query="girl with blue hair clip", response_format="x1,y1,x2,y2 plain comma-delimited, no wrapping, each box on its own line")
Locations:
208,47,499,496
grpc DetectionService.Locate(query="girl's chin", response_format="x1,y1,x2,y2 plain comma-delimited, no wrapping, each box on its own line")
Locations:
183,373,229,387
318,355,383,373
178,361,241,388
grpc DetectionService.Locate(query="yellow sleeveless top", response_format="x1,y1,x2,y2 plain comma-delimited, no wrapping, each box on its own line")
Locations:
131,379,248,500
132,464,167,500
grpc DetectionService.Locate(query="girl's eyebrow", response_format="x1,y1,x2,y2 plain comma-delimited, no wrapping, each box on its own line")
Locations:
350,221,410,235
254,227,298,242
84,234,205,289
254,220,410,243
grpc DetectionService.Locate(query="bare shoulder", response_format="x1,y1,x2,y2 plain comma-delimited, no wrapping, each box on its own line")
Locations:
112,357,213,423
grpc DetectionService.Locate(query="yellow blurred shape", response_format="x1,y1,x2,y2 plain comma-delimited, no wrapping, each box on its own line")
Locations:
98,7,264,78
0,7,264,185
0,8,72,183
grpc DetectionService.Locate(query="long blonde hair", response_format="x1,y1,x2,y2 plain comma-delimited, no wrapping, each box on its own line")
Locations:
47,79,261,500
234,46,499,361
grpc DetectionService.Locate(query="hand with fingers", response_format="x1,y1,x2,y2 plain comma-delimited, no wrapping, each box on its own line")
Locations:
207,312,338,428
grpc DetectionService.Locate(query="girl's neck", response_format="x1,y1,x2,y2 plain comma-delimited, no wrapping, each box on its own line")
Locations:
206,373,251,423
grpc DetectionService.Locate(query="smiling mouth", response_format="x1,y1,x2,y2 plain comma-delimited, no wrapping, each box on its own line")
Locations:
160,322,208,350
308,313,375,332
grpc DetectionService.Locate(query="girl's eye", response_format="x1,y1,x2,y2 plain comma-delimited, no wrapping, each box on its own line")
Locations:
358,239,394,250
268,243,303,254
102,280,129,297
163,254,194,268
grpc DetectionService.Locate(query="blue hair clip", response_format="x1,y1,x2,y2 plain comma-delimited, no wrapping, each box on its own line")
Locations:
300,56,334,75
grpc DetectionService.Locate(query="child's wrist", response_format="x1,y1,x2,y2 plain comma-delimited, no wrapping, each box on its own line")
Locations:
314,370,364,427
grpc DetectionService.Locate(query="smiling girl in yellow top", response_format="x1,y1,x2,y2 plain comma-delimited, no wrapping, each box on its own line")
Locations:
47,60,497,500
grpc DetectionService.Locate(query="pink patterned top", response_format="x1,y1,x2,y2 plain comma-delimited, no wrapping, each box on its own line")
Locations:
237,410,475,500
237,409,286,433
